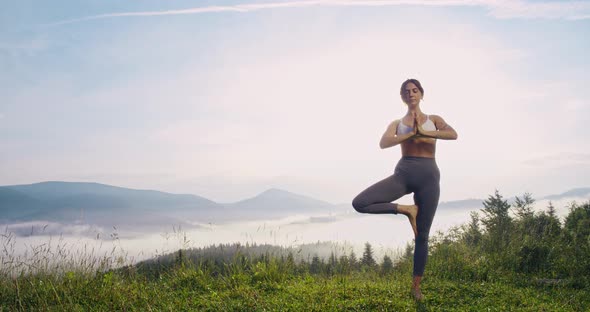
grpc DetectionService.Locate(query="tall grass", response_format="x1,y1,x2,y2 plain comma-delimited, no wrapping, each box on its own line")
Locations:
2,229,587,311
0,227,129,278
1,196,589,310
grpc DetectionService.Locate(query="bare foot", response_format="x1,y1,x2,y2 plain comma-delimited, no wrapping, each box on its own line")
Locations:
398,204,419,237
411,287,424,301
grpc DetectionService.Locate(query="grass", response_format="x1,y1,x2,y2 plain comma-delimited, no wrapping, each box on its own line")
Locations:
1,261,589,311
2,222,589,311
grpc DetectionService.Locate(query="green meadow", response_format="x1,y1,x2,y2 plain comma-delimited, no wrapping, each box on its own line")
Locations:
1,192,589,311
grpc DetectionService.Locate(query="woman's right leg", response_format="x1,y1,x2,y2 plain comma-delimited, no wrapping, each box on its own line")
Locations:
352,173,408,214
352,172,419,236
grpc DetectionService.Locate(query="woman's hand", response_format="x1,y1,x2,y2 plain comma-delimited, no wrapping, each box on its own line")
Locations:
413,113,429,137
413,113,436,139
379,119,416,149
413,113,424,136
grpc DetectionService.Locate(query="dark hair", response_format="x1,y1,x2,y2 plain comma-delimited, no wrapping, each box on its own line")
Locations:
400,79,424,97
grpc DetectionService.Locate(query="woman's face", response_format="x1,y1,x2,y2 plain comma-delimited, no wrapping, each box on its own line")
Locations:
401,82,423,106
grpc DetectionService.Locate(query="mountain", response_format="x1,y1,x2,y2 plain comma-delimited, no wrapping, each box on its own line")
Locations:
0,188,43,219
436,188,590,212
543,187,590,201
2,181,589,234
438,198,482,210
0,182,223,228
223,188,339,220
0,182,344,229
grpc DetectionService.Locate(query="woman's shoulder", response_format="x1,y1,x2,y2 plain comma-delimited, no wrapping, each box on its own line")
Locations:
387,119,402,127
427,114,445,122
427,114,454,129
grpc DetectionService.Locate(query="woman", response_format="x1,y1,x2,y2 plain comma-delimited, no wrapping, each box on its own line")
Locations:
352,78,458,301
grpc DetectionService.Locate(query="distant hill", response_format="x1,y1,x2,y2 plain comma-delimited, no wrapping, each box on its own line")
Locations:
0,182,348,232
223,188,337,220
0,182,222,229
0,188,43,219
438,199,482,210
543,187,590,200
1,181,588,235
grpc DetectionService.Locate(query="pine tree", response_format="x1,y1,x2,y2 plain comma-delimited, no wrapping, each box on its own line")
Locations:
482,190,511,223
361,242,377,267
463,211,482,247
349,251,358,271
514,192,535,220
327,252,337,276
381,255,394,275
286,252,295,273
564,202,590,240
329,251,337,267
310,255,321,274
544,201,561,237
338,254,350,275
547,201,557,218
562,202,590,283
481,190,512,253
176,249,185,267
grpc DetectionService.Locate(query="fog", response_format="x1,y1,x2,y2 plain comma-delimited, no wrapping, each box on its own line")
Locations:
1,197,581,274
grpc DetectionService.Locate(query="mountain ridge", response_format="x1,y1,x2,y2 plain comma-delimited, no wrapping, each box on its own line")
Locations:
1,181,588,229
0,182,342,226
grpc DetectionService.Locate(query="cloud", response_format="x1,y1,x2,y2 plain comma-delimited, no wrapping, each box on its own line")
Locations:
2,221,105,238
288,215,341,225
47,0,590,25
486,1,590,19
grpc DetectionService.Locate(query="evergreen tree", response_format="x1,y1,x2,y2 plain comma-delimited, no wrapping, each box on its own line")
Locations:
513,192,537,244
286,252,295,274
514,192,535,220
327,252,337,276
310,255,321,274
349,251,358,271
381,255,394,275
482,190,511,224
562,202,590,284
547,201,557,218
564,202,590,240
176,249,185,267
338,254,350,275
544,201,561,238
463,211,482,247
329,251,337,268
403,242,414,261
361,242,377,267
480,190,512,253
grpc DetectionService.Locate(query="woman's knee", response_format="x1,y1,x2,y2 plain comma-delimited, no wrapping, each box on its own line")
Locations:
415,231,429,245
352,195,367,213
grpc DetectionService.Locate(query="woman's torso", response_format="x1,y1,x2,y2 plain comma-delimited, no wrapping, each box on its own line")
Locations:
397,114,437,158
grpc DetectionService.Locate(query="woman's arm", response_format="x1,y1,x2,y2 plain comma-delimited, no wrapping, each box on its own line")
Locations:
417,115,458,140
379,120,416,149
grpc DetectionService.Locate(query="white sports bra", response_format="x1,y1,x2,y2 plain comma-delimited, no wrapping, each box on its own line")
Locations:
397,115,436,135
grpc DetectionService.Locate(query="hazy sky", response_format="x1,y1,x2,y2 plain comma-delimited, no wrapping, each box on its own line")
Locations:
1,0,589,204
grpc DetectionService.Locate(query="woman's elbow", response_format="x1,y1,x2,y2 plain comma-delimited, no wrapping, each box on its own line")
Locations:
379,141,393,149
380,137,396,149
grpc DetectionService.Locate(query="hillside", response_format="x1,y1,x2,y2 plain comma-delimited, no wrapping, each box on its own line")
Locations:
1,181,588,236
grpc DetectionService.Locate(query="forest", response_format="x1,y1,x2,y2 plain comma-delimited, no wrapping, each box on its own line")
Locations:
1,191,589,310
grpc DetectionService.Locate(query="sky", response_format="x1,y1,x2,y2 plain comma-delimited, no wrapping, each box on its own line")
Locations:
1,0,590,204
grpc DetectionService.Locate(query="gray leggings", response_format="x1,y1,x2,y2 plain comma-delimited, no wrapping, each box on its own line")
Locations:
352,156,440,276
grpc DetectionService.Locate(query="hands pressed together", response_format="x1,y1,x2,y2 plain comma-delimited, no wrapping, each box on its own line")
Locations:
410,112,435,139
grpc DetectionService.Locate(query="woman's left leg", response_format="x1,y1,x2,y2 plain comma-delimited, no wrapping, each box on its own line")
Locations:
409,162,440,300
412,179,440,277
